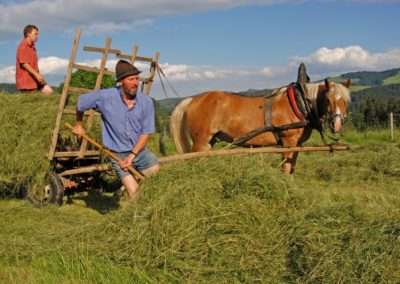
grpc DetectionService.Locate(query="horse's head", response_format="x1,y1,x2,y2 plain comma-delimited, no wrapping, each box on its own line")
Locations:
323,78,351,138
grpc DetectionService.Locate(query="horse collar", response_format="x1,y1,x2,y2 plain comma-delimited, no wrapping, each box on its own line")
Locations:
287,84,306,122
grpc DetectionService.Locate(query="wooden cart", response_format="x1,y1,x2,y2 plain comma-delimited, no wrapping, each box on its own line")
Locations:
28,27,160,206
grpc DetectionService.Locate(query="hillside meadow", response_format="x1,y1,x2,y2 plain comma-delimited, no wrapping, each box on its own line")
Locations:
0,92,399,282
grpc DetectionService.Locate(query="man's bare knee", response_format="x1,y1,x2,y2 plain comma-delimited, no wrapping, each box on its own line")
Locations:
142,163,160,177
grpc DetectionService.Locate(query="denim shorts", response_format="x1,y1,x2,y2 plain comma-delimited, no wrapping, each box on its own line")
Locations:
110,148,159,179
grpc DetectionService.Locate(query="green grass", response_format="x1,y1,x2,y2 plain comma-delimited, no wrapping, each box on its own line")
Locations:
383,70,400,85
349,85,370,92
1,143,400,282
1,91,400,282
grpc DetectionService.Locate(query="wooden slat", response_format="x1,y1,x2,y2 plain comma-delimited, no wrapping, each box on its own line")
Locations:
79,37,112,158
48,27,81,160
53,151,100,158
67,86,92,94
83,46,121,54
116,53,153,63
130,45,138,64
59,163,111,176
71,64,149,82
73,64,114,76
144,51,160,95
63,109,101,116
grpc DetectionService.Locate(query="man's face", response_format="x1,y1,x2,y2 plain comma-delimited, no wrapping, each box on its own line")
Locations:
120,74,139,98
26,29,39,43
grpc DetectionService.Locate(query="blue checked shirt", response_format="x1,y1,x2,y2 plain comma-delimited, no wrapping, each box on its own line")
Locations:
77,87,155,152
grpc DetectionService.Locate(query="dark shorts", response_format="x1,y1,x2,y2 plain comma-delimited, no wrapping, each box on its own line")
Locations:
110,148,159,179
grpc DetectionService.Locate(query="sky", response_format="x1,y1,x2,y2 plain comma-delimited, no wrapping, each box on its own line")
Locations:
1,0,400,99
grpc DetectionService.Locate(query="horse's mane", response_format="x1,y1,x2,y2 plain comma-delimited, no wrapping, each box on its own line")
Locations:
305,82,351,104
270,81,351,109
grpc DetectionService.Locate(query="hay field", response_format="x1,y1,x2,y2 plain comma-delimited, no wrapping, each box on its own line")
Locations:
0,92,399,282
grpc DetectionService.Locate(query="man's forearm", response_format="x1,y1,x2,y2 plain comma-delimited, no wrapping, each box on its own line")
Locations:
131,135,149,154
22,63,43,83
76,106,84,125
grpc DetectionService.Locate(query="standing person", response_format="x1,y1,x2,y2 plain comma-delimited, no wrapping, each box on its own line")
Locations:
73,60,160,203
15,24,53,94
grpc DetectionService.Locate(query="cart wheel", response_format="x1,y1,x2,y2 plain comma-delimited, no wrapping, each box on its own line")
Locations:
26,172,65,207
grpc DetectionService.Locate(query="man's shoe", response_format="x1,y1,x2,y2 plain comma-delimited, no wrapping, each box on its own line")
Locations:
114,185,126,196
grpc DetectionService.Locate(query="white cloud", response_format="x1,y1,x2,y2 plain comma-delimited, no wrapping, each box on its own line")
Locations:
2,44,400,97
0,65,15,83
0,0,284,41
261,66,292,77
38,56,69,75
159,63,229,81
259,45,400,85
289,45,400,75
1,0,398,41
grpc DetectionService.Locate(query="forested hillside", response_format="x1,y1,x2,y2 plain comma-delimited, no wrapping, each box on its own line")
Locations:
0,83,17,93
340,68,400,86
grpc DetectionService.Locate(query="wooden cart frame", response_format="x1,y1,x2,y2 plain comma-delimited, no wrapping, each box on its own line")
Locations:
37,27,160,204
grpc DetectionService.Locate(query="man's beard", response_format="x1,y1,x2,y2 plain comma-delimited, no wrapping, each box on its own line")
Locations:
122,85,137,99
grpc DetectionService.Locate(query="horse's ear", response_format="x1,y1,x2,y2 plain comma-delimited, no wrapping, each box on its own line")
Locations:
343,79,351,88
325,78,330,90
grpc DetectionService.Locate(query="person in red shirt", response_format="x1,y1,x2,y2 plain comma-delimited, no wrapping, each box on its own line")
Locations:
15,25,53,94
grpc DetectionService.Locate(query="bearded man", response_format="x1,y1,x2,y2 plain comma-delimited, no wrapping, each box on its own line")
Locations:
73,60,159,203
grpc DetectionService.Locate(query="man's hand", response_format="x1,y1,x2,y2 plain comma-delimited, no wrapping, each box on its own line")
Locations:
36,74,45,86
72,124,85,137
119,154,136,171
41,84,53,95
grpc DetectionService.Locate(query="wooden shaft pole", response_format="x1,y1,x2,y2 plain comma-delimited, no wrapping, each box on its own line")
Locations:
158,145,351,163
390,112,394,141
65,123,144,180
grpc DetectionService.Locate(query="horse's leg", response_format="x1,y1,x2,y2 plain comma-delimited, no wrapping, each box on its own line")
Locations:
192,141,212,152
192,133,213,152
280,135,300,175
281,152,294,175
290,127,312,174
290,152,299,174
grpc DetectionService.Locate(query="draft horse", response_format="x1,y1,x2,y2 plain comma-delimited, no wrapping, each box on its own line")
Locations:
170,79,351,174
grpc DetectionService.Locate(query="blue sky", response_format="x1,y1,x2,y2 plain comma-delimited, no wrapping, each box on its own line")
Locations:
1,0,400,99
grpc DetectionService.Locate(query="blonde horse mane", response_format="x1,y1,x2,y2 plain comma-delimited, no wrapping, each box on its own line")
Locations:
271,81,351,114
305,82,351,104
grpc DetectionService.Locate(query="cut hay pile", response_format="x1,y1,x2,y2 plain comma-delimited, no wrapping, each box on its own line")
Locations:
1,145,400,282
1,92,399,282
0,92,161,197
0,93,60,196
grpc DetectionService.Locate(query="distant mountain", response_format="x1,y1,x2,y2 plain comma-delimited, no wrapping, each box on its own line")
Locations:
156,97,186,113
349,84,400,113
338,68,400,87
241,88,273,97
156,88,274,113
0,83,17,93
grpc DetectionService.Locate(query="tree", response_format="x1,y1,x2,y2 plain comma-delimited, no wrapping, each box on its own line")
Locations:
57,70,115,92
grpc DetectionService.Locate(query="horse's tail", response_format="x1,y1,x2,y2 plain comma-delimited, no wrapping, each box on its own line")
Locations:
170,97,193,154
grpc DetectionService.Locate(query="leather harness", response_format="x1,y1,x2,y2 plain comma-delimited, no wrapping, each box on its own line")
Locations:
232,83,318,146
